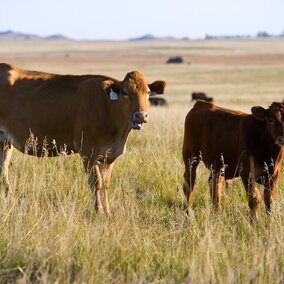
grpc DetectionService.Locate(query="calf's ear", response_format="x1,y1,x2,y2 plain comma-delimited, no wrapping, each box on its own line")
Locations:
251,106,268,120
148,80,166,96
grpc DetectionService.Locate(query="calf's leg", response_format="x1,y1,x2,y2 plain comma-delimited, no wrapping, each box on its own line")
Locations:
241,174,261,223
209,171,224,212
183,158,199,214
263,171,279,214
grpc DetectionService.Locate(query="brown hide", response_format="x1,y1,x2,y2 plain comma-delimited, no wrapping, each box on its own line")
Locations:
182,100,284,222
0,63,166,213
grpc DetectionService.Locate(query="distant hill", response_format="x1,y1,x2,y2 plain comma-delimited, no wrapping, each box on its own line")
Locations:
45,34,69,40
1,30,283,41
0,30,70,40
0,30,40,40
130,33,179,41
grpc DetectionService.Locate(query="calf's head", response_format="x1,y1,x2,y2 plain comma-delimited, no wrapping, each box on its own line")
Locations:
252,102,284,146
112,71,166,130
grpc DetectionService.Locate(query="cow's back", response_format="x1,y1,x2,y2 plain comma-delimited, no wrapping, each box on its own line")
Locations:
183,101,248,178
0,63,115,155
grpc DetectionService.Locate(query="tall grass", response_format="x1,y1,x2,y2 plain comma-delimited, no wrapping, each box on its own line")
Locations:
1,39,284,283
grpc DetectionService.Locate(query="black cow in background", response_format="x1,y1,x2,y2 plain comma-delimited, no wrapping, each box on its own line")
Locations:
192,92,214,103
149,97,168,106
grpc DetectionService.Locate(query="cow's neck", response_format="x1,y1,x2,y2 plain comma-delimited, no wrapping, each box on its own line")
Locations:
109,101,133,133
268,140,283,166
97,97,134,143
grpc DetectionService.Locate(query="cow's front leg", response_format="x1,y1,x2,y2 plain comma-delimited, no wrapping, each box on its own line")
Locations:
98,163,114,215
83,158,114,214
91,164,104,213
83,160,104,213
0,137,13,195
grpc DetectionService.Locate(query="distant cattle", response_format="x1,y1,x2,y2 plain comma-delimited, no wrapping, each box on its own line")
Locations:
191,92,214,103
182,101,284,222
149,97,168,106
166,56,183,64
0,63,166,214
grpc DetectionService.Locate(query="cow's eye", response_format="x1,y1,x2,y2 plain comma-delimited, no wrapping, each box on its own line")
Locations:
269,118,275,124
123,91,128,97
146,90,150,98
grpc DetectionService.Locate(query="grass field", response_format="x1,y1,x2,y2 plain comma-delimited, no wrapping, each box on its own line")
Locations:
1,38,284,283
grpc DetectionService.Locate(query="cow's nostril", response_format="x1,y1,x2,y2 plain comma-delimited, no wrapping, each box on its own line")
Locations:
133,111,148,122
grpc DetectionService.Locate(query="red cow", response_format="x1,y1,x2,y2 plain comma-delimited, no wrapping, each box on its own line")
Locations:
183,100,284,222
0,63,166,214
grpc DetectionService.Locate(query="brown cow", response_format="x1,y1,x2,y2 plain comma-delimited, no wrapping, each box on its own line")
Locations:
182,100,284,222
0,63,166,214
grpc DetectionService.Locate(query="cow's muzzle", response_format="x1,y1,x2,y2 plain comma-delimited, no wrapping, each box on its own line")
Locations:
275,136,284,146
131,111,149,130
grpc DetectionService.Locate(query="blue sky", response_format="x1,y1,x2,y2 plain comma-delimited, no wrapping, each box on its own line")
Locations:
1,0,284,40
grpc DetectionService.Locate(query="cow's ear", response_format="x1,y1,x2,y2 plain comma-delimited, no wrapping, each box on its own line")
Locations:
111,83,121,94
251,106,268,120
148,80,166,96
102,80,121,95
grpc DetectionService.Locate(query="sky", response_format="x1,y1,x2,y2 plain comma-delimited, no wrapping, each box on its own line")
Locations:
1,0,284,40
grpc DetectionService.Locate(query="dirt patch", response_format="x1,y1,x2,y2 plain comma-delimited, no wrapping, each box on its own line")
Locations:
2,53,284,68
187,53,284,65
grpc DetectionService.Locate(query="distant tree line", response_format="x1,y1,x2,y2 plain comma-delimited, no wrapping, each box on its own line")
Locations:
205,31,284,40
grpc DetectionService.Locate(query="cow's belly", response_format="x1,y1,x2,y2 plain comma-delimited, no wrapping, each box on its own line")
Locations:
202,148,241,180
2,128,76,157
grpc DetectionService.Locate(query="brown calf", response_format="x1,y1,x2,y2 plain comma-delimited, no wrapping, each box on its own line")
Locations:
182,100,284,222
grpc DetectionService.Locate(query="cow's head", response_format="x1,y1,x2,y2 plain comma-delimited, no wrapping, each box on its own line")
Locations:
112,71,166,130
252,102,284,146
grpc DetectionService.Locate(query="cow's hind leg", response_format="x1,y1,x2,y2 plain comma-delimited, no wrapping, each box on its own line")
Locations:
183,157,199,214
209,171,224,212
0,136,13,195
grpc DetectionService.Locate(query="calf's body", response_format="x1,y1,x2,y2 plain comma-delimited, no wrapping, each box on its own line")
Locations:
183,100,284,222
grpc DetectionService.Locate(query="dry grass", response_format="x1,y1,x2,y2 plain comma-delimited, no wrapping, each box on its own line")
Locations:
0,38,284,283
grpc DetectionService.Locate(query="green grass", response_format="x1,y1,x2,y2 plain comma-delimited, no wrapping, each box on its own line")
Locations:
1,38,284,283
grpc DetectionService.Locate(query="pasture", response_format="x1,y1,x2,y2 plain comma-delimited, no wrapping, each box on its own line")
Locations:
1,38,284,283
